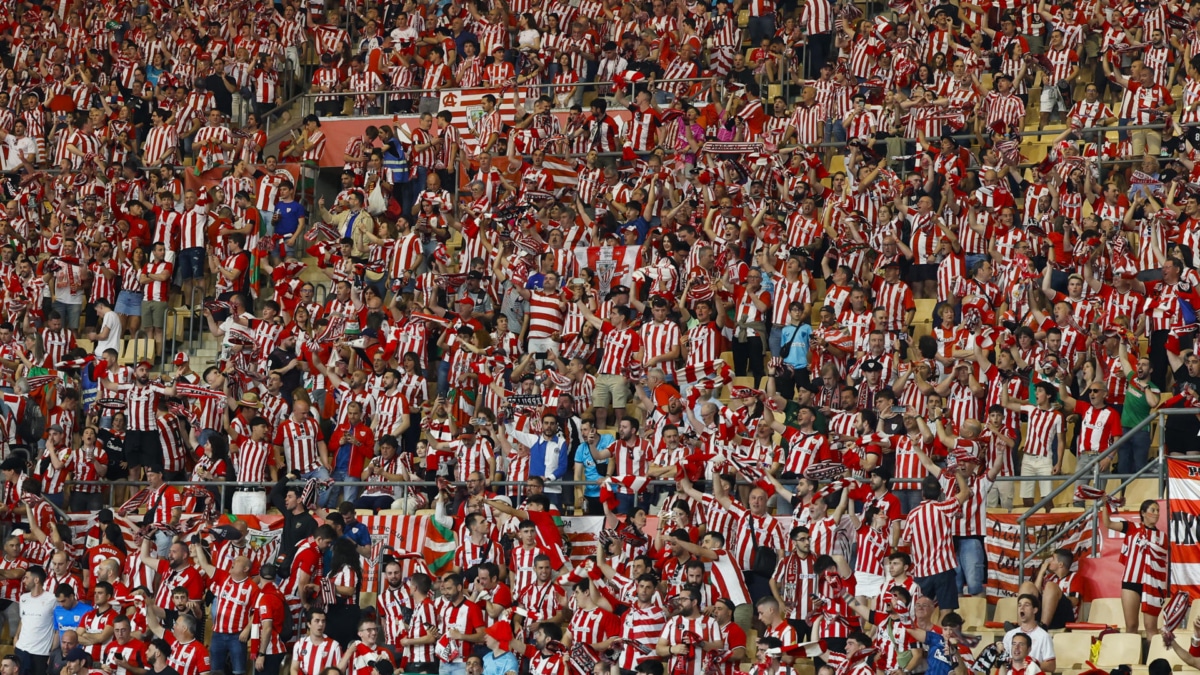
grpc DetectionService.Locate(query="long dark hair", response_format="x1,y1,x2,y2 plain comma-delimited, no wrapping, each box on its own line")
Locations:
104,523,128,555
329,538,362,580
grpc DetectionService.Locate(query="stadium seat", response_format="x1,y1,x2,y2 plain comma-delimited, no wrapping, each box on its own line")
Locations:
1188,598,1200,627
913,298,937,323
1086,598,1125,627
118,338,156,365
361,592,378,609
732,377,756,389
720,351,734,370
76,339,94,354
1122,478,1160,505
971,633,999,658
1146,634,1189,669
1094,632,1143,667
958,596,987,631
1054,632,1097,670
993,596,1019,623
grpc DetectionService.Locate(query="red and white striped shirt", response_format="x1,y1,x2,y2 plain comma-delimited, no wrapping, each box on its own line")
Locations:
640,321,680,379
598,323,641,375
527,291,566,339
292,636,343,675
661,615,721,675
141,261,172,301
770,274,811,324
1072,400,1122,455
902,498,961,576
274,416,323,473
164,634,210,675
210,569,260,633
116,381,169,431
618,602,665,670
1020,405,1062,458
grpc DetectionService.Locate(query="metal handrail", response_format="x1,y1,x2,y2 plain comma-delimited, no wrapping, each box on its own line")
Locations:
300,76,720,100
1015,407,1199,584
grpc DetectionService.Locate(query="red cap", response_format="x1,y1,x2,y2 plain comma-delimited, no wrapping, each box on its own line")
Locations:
173,352,189,366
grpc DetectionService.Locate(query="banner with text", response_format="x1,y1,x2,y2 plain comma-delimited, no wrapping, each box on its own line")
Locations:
1168,458,1200,598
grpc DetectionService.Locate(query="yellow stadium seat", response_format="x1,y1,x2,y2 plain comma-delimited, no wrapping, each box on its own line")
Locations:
119,339,156,365
913,298,938,323
720,351,734,370
732,377,756,388
1054,632,1097,670
76,339,94,354
1122,478,1160,505
1095,632,1143,668
1146,634,1189,669
1187,598,1200,626
993,597,1019,624
1086,597,1125,627
958,596,987,632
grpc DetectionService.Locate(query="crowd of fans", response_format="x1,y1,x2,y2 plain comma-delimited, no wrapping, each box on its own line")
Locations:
2,0,1200,674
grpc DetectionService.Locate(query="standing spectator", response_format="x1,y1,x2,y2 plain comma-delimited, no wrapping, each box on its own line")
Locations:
16,566,57,675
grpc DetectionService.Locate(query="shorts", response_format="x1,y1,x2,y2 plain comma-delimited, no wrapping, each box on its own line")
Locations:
854,571,885,598
909,263,938,282
1122,581,1163,616
592,373,631,408
177,246,206,280
124,429,163,468
142,300,168,328
1020,453,1054,499
1040,84,1069,113
116,289,142,316
1122,581,1143,594
916,568,960,611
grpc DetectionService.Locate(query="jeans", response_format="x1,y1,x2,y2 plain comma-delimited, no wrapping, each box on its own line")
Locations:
154,530,174,557
45,493,64,509
16,648,49,675
302,465,338,508
768,325,784,357
439,663,466,675
824,120,846,144
955,536,986,596
331,468,360,504
210,632,249,675
52,301,82,331
895,489,921,514
964,254,987,275
1120,426,1152,475
437,360,451,397
747,14,776,47
401,166,429,220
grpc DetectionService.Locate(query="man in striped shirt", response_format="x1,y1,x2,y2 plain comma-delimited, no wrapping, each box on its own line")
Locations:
900,472,970,611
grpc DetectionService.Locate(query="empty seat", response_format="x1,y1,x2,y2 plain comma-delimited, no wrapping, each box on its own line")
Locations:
958,597,987,632
1054,632,1097,670
1094,632,1143,668
993,597,1019,624
1146,634,1189,669
1122,478,1160,504
1086,598,1125,627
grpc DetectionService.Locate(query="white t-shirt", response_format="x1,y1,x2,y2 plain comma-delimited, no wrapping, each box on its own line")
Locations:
1003,626,1055,666
3,135,36,171
96,311,122,355
16,590,57,655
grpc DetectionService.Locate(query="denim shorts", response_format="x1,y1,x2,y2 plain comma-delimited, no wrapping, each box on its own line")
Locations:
115,289,142,316
177,246,206,280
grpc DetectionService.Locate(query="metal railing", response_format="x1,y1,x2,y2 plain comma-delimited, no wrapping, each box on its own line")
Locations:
1014,407,1190,585
63,478,683,513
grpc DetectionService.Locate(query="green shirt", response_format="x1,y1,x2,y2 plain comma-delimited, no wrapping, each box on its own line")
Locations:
1121,372,1159,428
783,400,828,434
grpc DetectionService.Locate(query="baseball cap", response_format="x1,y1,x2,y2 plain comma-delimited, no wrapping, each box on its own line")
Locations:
174,352,189,366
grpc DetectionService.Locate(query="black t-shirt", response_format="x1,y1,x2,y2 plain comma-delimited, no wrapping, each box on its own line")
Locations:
269,348,302,403
202,76,233,117
98,428,127,479
1170,365,1200,431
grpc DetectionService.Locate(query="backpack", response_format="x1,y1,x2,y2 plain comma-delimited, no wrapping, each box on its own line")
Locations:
276,592,295,643
16,401,44,446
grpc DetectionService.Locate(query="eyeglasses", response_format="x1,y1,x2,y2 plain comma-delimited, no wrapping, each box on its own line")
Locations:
1088,388,1104,393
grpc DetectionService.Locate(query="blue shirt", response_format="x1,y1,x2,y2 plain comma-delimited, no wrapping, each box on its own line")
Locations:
623,216,650,244
483,651,518,675
274,200,306,236
53,601,93,634
344,520,372,548
573,434,614,498
780,324,812,369
923,630,956,675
